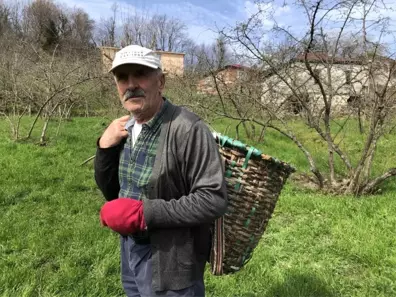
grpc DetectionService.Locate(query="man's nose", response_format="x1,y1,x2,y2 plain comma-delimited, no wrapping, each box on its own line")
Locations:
126,74,139,88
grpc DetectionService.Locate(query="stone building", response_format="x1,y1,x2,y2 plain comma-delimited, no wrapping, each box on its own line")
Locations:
261,52,396,114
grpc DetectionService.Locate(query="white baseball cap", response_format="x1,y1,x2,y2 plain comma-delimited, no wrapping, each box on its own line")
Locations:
109,45,162,73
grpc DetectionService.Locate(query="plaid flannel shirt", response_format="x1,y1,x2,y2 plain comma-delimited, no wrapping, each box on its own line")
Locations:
118,100,169,200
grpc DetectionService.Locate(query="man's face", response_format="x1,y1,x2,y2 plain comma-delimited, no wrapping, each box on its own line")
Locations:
113,64,165,120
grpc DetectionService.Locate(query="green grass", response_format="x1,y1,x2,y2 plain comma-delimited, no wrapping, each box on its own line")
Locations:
1,117,396,296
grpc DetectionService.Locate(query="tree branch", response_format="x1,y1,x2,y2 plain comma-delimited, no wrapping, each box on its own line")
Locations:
361,168,396,195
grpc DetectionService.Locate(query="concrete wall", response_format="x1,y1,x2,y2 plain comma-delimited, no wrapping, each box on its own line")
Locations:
261,61,396,115
156,51,184,76
99,46,118,73
197,68,241,95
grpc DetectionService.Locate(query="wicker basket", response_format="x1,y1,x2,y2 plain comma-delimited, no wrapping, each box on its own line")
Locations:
210,133,295,275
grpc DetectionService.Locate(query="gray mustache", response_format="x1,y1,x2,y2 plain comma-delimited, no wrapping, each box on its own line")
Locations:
123,89,145,101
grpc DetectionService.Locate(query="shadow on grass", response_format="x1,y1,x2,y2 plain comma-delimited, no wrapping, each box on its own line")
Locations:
263,272,338,297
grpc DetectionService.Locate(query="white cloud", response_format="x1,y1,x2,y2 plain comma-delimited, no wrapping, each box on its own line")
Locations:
57,0,231,44
141,1,235,43
62,0,120,20
186,25,219,45
274,4,291,16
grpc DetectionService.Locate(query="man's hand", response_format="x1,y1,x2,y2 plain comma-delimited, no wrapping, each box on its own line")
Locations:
99,115,130,148
100,198,147,235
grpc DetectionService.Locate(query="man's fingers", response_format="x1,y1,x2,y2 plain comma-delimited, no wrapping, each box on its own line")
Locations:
120,130,129,137
119,121,129,133
118,115,130,123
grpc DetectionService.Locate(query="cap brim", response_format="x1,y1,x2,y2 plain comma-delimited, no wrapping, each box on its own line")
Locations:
109,59,160,73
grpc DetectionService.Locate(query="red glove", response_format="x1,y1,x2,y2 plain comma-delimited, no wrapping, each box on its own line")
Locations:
100,198,146,235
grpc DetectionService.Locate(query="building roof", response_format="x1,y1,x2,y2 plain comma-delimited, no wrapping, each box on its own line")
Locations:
154,50,185,56
293,52,363,64
223,64,250,70
197,64,252,81
293,52,396,65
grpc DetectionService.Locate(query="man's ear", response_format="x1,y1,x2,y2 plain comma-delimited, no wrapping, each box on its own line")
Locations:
158,73,165,93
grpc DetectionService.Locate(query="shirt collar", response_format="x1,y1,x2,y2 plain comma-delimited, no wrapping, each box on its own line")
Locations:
124,118,134,131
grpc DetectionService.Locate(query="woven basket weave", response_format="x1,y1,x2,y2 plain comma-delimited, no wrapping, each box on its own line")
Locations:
210,133,295,275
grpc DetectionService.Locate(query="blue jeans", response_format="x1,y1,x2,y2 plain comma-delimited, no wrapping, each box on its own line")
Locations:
120,235,205,297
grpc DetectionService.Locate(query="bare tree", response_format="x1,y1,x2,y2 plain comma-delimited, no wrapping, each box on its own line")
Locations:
22,0,62,50
67,8,95,48
0,0,11,36
17,0,94,53
184,36,235,74
97,2,118,47
118,7,190,52
214,0,396,195
0,0,111,144
179,38,196,68
22,44,98,144
213,36,229,69
0,38,30,139
0,1,30,139
0,1,100,142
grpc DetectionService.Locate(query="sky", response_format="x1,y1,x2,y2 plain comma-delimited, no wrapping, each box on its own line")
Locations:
61,0,297,44
59,0,396,51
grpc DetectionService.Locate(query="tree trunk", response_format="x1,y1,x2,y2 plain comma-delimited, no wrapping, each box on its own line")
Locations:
327,140,335,184
250,123,255,140
40,118,50,145
27,96,53,139
358,108,364,134
258,126,266,142
324,110,335,184
235,122,241,140
347,109,380,193
362,138,377,183
55,115,63,137
267,123,325,188
85,100,89,117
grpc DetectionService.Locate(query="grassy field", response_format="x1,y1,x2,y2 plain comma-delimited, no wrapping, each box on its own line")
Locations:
1,116,396,297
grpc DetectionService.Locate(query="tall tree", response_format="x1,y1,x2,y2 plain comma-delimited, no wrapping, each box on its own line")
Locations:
68,8,95,47
97,2,117,47
22,0,61,50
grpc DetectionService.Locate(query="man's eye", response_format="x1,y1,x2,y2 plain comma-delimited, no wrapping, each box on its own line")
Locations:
136,69,147,77
116,73,128,81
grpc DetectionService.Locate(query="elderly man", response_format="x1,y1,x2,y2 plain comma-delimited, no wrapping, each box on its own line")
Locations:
94,44,228,297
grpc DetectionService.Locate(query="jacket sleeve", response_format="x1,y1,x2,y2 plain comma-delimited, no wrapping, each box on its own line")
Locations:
143,120,228,228
94,138,121,201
